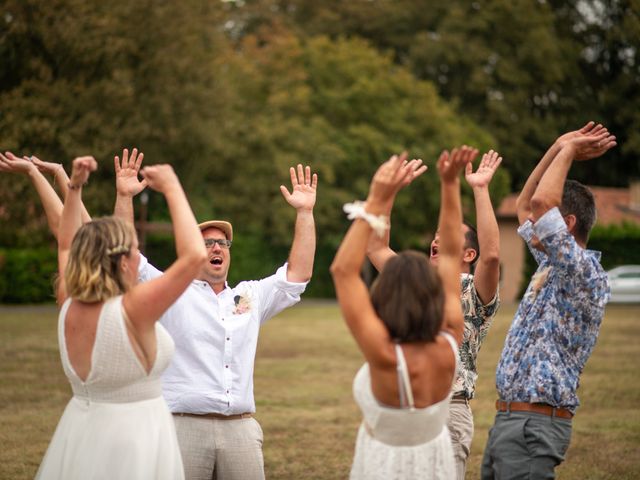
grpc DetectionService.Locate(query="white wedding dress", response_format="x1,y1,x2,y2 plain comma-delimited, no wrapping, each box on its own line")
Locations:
350,332,458,480
36,296,184,480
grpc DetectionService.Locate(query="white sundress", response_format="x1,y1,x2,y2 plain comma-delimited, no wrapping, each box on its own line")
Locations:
36,296,184,480
350,332,458,480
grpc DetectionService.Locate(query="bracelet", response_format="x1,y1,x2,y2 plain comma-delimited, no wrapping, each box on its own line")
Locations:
343,201,389,237
67,181,87,190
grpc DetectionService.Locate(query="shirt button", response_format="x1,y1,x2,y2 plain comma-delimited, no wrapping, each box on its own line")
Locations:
226,337,230,341
226,390,230,393
225,365,229,368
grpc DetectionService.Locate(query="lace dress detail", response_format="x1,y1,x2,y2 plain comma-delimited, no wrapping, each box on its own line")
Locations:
36,296,184,480
350,333,458,479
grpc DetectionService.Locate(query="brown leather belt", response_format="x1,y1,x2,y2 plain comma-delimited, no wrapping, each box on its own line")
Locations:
496,400,573,419
174,412,252,420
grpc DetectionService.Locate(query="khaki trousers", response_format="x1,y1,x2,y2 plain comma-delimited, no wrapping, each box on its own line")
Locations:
173,414,265,480
447,400,474,480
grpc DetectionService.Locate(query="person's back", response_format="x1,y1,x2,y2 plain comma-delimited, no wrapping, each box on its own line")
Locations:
351,336,459,479
37,296,183,479
36,157,207,480
331,148,474,479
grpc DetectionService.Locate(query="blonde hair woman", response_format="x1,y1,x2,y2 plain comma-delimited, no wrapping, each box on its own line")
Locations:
36,156,206,479
331,148,473,479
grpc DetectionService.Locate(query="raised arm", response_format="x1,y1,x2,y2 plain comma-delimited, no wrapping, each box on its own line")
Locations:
280,164,317,283
0,152,65,239
122,165,206,327
113,148,147,225
366,155,428,272
516,122,614,224
465,149,502,304
331,154,414,365
31,155,92,224
56,156,98,304
530,130,615,221
436,147,474,344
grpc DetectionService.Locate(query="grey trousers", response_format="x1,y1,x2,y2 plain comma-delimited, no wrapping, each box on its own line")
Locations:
447,401,474,480
481,411,572,480
173,414,265,480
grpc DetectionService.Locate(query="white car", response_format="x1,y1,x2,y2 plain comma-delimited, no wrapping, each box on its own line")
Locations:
607,265,640,303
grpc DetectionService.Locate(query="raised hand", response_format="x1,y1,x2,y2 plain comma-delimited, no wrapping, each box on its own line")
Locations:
69,156,98,187
280,164,318,211
0,152,36,174
438,146,478,183
115,148,147,196
367,152,418,205
569,129,616,161
28,155,65,178
556,122,616,160
140,164,179,193
465,149,503,189
400,157,428,188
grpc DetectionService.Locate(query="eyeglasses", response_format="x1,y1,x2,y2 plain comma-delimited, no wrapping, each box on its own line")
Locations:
204,238,232,249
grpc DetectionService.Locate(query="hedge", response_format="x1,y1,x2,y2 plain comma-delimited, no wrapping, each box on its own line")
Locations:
0,248,58,303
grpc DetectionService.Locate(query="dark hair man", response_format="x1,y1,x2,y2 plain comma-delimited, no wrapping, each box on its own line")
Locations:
481,122,616,479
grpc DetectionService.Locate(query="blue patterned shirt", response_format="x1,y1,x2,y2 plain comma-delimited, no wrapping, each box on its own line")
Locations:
495,207,609,413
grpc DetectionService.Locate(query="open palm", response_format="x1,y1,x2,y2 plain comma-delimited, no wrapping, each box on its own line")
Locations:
465,150,502,189
280,164,318,211
115,148,147,196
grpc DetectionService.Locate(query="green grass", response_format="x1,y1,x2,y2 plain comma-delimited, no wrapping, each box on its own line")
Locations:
1,302,639,479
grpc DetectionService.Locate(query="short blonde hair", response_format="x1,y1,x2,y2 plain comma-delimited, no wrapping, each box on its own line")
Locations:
65,217,136,302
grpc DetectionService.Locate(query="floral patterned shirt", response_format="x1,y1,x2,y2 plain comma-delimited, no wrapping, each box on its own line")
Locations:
495,207,610,413
452,273,500,398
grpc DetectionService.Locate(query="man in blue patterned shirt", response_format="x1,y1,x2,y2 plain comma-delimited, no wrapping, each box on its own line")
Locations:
481,122,616,479
367,149,502,480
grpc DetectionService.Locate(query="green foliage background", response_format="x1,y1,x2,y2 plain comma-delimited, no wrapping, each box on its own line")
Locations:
1,0,638,300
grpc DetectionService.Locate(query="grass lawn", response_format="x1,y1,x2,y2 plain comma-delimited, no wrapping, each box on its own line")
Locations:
1,301,639,479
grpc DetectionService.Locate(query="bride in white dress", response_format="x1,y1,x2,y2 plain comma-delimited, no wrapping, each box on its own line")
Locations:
331,147,474,479
36,156,207,479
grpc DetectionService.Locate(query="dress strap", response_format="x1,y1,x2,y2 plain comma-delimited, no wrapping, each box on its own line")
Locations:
394,344,415,410
439,331,459,357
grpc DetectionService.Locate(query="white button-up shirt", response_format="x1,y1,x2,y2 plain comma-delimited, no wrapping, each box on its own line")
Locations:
139,255,307,415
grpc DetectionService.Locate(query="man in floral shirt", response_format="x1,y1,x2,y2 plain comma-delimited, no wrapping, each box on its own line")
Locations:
368,149,502,480
481,123,616,479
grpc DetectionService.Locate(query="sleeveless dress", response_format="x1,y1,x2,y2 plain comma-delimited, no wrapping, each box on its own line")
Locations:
36,296,184,480
350,333,458,480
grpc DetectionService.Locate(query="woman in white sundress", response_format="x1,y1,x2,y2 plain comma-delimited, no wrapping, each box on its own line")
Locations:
331,147,474,479
36,155,207,480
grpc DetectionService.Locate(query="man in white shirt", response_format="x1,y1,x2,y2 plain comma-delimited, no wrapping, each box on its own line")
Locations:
115,155,317,480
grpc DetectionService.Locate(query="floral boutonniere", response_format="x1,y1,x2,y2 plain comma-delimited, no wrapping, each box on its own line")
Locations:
528,266,552,300
233,294,252,315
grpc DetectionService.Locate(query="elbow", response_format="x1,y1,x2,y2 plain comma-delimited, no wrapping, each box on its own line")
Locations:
330,260,352,279
481,252,500,271
530,195,556,217
187,250,208,271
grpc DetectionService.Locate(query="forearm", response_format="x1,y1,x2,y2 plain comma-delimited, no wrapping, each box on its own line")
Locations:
54,166,91,223
366,196,395,272
331,198,390,278
164,186,205,263
58,187,84,251
516,142,561,224
438,179,463,257
530,144,576,220
114,193,135,225
28,168,63,239
287,209,315,282
473,185,500,302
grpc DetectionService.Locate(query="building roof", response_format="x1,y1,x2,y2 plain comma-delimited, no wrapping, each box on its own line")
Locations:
497,186,640,226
